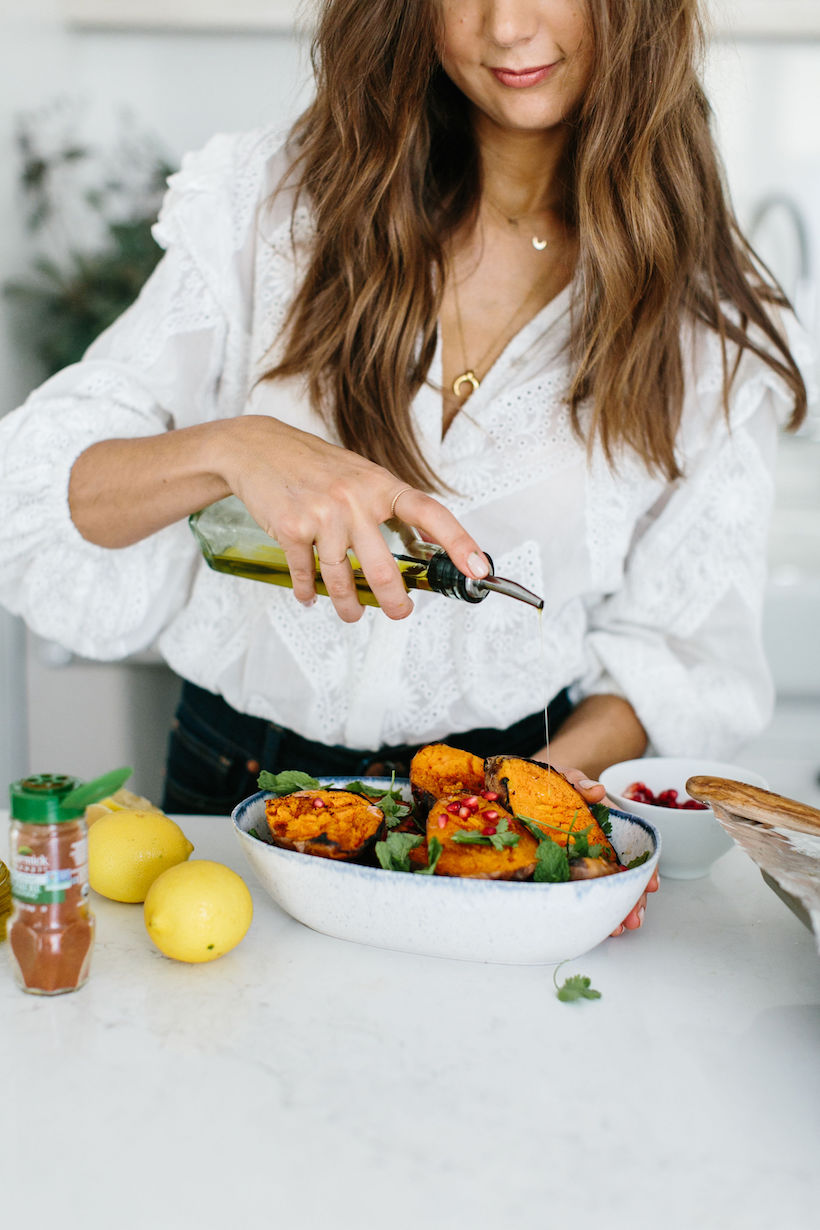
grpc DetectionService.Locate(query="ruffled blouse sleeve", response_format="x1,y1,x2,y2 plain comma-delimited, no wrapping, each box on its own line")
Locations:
572,314,817,758
0,128,285,660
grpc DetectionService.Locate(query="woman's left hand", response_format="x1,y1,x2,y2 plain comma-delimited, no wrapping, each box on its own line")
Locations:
560,765,660,937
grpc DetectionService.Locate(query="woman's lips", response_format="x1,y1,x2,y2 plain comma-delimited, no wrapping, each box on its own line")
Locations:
490,63,557,89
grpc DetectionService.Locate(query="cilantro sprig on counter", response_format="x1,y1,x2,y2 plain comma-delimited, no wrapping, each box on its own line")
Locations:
555,973,603,1003
553,961,602,1003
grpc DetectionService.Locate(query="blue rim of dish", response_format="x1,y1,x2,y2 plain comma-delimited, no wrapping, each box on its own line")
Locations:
231,780,660,888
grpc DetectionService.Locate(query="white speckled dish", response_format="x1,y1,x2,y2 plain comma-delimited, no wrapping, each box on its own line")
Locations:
232,779,660,965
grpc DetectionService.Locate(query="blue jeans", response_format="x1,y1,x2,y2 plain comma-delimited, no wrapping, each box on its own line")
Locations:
162,680,572,815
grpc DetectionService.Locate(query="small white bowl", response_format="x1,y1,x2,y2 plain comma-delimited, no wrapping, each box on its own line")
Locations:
232,781,660,965
599,757,769,880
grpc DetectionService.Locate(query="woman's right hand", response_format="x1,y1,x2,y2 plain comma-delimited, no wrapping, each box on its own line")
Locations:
218,415,490,622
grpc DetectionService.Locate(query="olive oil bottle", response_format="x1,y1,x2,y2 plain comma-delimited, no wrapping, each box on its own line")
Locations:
189,496,543,609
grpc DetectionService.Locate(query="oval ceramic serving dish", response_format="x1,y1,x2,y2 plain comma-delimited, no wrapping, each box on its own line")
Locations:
232,778,660,965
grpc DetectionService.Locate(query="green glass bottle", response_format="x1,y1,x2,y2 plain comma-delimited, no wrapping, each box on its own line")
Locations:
189,496,543,609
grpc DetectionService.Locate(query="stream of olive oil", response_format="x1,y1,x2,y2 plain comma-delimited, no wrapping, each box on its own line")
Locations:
538,606,552,769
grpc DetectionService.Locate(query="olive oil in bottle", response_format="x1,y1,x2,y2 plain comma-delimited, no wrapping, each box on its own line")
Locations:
189,496,543,610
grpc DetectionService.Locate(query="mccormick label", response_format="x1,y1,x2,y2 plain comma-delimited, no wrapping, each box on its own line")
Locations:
10,833,89,904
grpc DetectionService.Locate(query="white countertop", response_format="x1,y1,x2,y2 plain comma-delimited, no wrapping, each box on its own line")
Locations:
2,809,819,1230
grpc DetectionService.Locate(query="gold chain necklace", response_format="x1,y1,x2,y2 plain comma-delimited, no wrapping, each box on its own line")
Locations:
450,269,548,401
483,192,550,251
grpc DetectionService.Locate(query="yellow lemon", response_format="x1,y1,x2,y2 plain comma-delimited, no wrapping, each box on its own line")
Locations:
143,860,253,963
88,810,194,903
85,787,162,826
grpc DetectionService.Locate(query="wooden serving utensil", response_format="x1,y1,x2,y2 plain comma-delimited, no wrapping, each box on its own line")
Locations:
686,776,820,946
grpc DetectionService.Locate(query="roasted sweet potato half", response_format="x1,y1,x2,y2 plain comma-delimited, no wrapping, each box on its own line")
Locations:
484,756,618,864
427,793,539,880
264,790,385,861
409,743,486,817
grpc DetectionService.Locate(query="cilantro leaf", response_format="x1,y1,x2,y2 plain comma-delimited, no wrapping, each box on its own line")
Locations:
344,778,412,828
589,802,612,836
257,769,320,796
625,851,650,869
450,830,486,844
556,974,602,1003
552,960,602,1002
414,836,443,875
516,814,548,842
533,836,570,883
343,779,384,797
375,831,423,873
567,821,594,860
451,815,519,850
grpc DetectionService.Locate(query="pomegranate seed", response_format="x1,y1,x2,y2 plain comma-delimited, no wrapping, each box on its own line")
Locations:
312,797,326,809
446,802,461,814
438,815,447,828
481,790,500,801
483,809,499,822
464,796,480,810
482,824,498,836
458,806,472,820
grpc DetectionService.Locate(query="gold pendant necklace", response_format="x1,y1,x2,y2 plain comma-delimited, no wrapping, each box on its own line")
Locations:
484,192,550,252
450,261,548,402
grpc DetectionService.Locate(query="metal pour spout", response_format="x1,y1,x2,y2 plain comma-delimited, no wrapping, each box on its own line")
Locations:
472,574,544,610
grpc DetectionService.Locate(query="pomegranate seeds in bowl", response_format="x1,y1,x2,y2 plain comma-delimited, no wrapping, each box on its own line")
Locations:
623,781,707,811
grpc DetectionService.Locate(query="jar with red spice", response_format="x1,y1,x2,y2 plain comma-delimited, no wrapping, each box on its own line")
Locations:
7,773,96,995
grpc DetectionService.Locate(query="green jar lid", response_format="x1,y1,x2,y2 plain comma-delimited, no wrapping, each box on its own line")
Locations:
9,767,133,824
9,774,85,824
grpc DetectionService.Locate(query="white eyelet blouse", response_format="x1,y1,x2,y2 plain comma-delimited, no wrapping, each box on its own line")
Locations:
0,127,814,756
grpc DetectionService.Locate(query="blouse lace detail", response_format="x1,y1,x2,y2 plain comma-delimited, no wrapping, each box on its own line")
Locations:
0,126,815,757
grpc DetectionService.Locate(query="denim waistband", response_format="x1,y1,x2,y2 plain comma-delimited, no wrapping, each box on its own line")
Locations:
177,680,572,779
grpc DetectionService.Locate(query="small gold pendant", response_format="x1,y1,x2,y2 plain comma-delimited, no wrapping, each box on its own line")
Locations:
452,370,480,398
532,236,548,251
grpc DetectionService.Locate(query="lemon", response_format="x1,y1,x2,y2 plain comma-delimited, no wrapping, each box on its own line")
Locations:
143,860,253,963
85,787,162,826
88,810,194,903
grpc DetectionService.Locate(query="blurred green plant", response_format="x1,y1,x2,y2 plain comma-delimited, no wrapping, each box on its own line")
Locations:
3,102,174,375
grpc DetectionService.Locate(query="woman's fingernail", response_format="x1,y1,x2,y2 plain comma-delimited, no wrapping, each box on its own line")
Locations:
638,905,646,926
467,552,490,579
579,778,597,790
299,595,317,608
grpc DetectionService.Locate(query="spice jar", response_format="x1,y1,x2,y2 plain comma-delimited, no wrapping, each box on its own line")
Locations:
8,774,96,995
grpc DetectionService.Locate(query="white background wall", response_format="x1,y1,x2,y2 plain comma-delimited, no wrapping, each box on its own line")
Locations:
1,1,818,804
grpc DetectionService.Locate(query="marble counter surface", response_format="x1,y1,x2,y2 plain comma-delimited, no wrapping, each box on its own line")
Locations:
1,809,819,1230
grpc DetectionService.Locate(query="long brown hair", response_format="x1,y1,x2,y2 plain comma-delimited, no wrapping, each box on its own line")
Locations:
265,0,806,486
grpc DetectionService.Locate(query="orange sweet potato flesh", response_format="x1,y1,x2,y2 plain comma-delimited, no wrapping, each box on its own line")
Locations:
265,790,385,860
409,743,485,816
426,794,539,879
484,756,618,863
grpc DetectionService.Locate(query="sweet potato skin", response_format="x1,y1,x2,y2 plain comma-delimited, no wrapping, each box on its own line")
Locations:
484,756,618,863
427,794,539,880
264,790,385,861
409,743,486,817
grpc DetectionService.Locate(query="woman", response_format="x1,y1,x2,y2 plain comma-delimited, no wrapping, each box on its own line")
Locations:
0,3,810,926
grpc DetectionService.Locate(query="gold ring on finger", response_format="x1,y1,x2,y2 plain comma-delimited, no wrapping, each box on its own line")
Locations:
390,487,413,519
318,554,349,567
